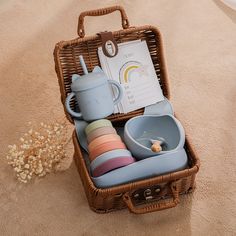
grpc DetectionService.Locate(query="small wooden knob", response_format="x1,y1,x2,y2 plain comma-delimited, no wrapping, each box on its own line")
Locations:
151,141,162,153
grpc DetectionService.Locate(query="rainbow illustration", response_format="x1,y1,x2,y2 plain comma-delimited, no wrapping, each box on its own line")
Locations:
119,61,143,84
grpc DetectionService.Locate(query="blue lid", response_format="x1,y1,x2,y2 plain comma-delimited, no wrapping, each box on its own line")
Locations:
71,69,107,92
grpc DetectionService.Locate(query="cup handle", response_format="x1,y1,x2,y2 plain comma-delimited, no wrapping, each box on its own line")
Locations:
108,80,123,105
65,92,83,118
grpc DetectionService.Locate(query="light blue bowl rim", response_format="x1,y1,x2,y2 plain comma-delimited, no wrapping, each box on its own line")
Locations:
124,114,185,155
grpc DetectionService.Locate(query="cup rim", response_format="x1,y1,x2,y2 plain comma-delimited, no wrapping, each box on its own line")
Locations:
90,149,132,171
85,119,112,135
89,140,126,161
92,156,135,177
87,126,117,143
88,134,121,151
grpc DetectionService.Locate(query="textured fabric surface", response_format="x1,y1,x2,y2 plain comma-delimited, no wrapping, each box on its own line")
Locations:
0,0,236,235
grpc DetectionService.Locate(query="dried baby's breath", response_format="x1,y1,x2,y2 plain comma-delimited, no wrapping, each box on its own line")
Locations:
7,119,71,183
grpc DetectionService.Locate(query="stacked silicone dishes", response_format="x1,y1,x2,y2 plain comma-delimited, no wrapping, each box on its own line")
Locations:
85,119,135,177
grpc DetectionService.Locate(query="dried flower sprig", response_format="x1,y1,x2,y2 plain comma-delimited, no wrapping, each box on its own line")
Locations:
6,119,71,183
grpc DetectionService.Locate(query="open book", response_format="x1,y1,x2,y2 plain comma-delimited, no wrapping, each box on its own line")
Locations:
98,40,164,113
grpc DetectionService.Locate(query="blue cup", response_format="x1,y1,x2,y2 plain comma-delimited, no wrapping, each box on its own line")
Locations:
65,66,123,121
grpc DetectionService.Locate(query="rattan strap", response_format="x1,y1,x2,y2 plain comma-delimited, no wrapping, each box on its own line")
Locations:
122,181,180,214
77,5,130,37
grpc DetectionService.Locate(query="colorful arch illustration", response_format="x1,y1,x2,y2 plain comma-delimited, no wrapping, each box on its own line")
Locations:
119,61,142,84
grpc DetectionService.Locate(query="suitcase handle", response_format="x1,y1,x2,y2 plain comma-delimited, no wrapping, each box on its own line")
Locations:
122,181,180,214
78,5,130,37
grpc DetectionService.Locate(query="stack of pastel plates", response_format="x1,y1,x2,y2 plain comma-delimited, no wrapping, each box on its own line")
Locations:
85,119,135,177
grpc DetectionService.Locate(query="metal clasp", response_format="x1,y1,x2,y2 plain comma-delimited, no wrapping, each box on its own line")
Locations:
144,189,153,200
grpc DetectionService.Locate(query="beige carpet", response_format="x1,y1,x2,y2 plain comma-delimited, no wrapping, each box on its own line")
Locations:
0,0,236,235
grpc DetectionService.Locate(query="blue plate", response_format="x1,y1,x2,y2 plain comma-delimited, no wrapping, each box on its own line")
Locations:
92,148,188,188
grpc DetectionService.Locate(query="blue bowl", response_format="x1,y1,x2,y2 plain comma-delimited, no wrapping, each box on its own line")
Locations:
124,115,185,160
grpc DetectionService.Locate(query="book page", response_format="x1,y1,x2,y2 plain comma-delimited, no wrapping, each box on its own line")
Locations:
98,40,164,113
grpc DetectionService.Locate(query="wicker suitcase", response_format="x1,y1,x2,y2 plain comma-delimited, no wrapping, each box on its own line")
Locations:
54,5,200,214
